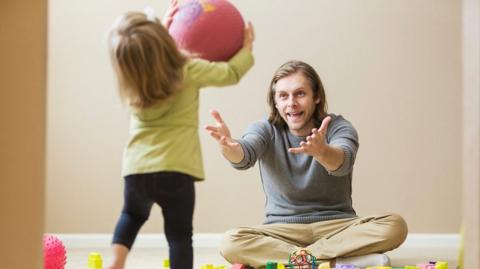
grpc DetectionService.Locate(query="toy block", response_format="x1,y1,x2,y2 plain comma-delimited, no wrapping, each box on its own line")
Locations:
231,263,246,269
88,252,103,269
416,263,435,269
163,259,170,268
435,262,448,269
266,261,278,269
335,264,356,269
201,264,215,269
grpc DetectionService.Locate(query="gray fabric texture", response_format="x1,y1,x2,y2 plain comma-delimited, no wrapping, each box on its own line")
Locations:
232,114,359,224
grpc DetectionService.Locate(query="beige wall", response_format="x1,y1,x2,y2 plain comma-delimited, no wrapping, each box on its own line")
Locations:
47,0,462,234
0,0,47,267
462,0,480,266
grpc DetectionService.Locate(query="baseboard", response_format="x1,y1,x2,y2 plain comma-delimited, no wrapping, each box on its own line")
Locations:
400,234,459,249
56,233,223,248
55,233,459,250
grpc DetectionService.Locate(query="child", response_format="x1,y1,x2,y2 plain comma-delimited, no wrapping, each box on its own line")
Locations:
107,2,254,268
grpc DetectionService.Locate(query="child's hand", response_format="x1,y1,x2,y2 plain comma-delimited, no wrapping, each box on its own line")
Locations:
163,0,179,29
243,21,255,52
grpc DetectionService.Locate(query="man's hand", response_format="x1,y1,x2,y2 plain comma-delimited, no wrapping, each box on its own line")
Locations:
289,116,345,172
162,0,179,29
288,116,331,156
205,110,235,146
204,110,245,163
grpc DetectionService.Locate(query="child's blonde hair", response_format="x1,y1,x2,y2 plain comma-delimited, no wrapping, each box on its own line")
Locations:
108,11,186,109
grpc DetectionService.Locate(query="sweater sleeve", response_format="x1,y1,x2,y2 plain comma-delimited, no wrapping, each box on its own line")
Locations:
186,48,254,88
231,120,272,170
327,115,359,177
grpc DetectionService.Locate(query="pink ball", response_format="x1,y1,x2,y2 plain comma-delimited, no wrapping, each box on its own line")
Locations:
43,234,67,269
169,0,245,61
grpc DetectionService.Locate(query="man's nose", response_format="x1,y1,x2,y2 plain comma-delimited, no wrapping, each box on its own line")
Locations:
287,96,297,107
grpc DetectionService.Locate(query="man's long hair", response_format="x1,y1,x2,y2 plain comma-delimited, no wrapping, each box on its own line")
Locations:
267,60,328,128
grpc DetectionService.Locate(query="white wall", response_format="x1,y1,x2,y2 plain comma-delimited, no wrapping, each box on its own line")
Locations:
462,0,480,266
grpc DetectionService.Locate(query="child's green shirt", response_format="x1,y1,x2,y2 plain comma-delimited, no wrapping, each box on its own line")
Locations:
122,48,254,180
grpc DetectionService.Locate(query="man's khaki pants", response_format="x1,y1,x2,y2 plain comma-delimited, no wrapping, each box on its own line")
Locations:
219,213,408,268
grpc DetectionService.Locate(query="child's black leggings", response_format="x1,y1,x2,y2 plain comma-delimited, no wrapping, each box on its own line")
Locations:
112,171,195,269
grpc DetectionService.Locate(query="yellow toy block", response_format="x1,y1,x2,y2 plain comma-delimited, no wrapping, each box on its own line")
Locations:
201,264,215,269
435,261,448,269
88,252,103,269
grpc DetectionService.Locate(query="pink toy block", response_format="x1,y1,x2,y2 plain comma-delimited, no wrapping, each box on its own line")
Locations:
231,264,246,269
416,264,435,269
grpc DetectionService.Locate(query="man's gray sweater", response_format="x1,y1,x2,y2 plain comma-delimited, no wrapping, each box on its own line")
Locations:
232,114,359,224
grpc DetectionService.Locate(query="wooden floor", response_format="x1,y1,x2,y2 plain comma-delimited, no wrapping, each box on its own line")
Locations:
66,247,459,269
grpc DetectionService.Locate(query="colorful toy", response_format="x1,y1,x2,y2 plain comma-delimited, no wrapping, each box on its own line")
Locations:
434,261,448,269
416,263,435,269
267,261,278,269
400,261,448,269
87,252,103,269
168,0,244,61
231,264,246,269
288,249,317,269
201,264,215,269
43,234,67,269
163,258,170,268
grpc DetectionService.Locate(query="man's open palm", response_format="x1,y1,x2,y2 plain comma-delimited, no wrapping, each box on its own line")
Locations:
204,110,238,148
288,116,332,156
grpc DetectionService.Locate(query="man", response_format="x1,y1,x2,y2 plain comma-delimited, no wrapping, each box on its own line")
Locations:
205,60,407,269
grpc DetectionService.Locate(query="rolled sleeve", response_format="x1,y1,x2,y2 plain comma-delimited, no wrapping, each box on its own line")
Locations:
229,119,272,170
328,146,355,176
230,140,254,170
326,115,359,177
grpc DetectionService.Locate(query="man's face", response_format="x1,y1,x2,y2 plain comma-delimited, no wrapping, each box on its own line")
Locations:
274,72,320,136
